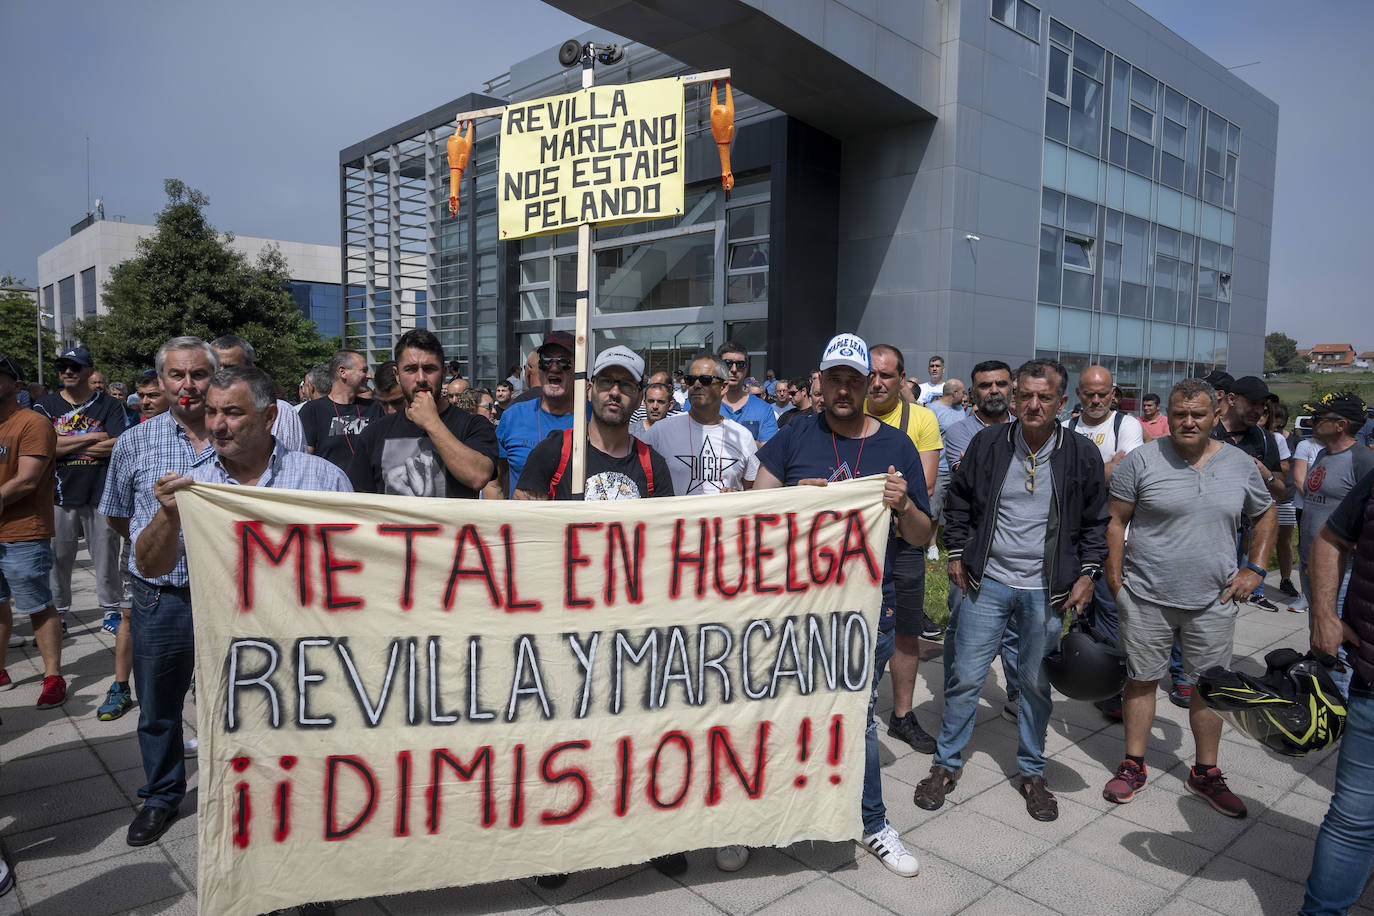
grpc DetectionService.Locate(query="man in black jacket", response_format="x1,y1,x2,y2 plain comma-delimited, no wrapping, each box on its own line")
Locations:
914,359,1108,822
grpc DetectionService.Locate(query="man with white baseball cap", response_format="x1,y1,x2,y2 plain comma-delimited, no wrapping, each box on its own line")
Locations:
514,345,674,501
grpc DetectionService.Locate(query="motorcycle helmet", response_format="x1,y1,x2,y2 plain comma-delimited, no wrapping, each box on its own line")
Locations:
1044,615,1128,702
1197,648,1347,757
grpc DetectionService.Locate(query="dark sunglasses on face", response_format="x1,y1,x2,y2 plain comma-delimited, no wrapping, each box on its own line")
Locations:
57,363,82,373
539,356,573,371
685,374,722,388
722,359,747,370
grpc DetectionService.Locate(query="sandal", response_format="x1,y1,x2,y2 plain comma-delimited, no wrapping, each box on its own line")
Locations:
1018,775,1058,821
913,765,960,811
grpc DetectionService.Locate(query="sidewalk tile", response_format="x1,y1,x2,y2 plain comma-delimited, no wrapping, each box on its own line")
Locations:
681,846,825,915
1223,820,1315,883
907,808,1051,881
2,774,127,834
0,746,105,797
1179,854,1306,915
958,886,1060,916
555,866,721,915
1064,812,1213,890
521,864,644,908
20,846,187,916
1007,847,1170,915
832,845,990,914
752,877,892,916
6,809,135,880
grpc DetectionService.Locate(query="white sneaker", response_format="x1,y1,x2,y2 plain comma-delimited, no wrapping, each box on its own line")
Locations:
184,736,199,756
715,845,750,872
926,545,940,561
860,824,919,877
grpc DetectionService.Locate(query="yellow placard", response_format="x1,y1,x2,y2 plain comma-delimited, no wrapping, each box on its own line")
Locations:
497,77,685,240
181,479,889,915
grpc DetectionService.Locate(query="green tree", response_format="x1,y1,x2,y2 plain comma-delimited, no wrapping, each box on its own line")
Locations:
1264,331,1305,374
0,276,60,388
69,179,335,393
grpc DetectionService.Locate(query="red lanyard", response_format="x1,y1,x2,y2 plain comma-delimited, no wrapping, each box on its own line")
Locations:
831,417,869,478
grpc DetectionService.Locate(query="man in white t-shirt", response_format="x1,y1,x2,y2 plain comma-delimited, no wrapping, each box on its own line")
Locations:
1063,365,1147,717
1063,365,1145,483
916,355,946,405
635,354,759,495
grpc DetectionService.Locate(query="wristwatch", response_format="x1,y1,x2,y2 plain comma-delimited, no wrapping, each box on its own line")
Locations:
1245,562,1266,577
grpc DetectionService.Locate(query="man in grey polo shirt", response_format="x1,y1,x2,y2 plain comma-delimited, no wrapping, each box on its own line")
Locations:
1102,377,1275,819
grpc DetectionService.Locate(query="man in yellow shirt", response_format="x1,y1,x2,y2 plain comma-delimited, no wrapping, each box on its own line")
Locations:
867,344,943,752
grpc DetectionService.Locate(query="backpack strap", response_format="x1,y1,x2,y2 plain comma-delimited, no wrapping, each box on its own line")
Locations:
634,439,655,495
548,429,575,499
899,400,910,435
1113,410,1123,440
1068,415,1080,432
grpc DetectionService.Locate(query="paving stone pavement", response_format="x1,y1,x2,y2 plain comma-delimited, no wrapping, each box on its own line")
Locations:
3,555,1373,915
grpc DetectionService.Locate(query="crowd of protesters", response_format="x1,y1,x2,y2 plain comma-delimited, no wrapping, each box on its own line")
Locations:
3,328,1374,914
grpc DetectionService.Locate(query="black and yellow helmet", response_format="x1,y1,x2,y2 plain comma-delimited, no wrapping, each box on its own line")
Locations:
1197,648,1347,757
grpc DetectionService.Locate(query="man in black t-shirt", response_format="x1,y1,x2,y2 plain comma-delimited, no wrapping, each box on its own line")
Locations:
32,348,126,632
1211,373,1286,610
515,346,672,500
299,349,378,470
346,330,497,498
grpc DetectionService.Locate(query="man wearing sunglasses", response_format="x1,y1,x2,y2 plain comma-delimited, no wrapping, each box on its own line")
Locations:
917,358,1107,823
717,341,777,446
776,376,813,429
31,347,127,666
496,331,576,496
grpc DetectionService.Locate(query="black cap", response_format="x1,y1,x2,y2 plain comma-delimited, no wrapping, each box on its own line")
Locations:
0,353,21,381
1307,392,1368,425
1230,375,1271,401
1199,369,1234,393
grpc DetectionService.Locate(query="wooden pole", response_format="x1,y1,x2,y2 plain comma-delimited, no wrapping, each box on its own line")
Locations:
570,54,595,496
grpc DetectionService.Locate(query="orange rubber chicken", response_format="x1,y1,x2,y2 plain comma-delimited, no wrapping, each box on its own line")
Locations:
711,80,734,196
447,120,474,216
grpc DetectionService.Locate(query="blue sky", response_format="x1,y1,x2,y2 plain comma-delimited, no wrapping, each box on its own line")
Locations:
1,0,1366,348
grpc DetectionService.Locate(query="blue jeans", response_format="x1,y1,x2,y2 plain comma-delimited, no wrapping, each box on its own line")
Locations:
945,580,1019,699
1302,681,1374,915
936,577,1060,778
131,579,196,810
862,626,896,835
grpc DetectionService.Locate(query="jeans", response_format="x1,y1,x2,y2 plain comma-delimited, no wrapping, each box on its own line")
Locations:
51,504,124,610
945,580,1020,700
862,626,896,835
936,577,1060,778
131,578,196,810
1302,681,1374,915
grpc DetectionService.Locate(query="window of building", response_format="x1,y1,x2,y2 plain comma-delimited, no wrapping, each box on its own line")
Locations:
80,267,96,318
992,0,1040,41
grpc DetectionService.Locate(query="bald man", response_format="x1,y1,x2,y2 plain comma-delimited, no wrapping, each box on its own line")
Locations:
1063,364,1145,720
1064,366,1144,484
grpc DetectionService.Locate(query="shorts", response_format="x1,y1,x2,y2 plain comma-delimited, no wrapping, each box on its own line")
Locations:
929,462,950,523
890,538,927,636
1117,585,1236,683
0,539,55,615
1277,501,1297,527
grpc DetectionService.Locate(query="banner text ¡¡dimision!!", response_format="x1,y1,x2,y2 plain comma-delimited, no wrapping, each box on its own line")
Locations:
184,481,892,915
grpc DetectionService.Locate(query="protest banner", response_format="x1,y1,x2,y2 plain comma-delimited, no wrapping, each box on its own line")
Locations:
180,477,889,915
497,76,685,240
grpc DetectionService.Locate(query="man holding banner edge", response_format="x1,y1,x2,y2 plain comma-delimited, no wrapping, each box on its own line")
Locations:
754,332,932,877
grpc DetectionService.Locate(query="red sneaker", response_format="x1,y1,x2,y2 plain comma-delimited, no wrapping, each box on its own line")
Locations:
1186,766,1247,818
1103,758,1147,803
0,669,13,692
36,675,67,709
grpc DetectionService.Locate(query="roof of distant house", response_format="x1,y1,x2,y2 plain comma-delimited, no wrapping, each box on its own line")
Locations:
1311,343,1356,353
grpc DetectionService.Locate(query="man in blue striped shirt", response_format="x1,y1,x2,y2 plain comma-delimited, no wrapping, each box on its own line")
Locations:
99,337,220,847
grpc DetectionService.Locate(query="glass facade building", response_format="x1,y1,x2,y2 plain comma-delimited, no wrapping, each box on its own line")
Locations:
1035,17,1240,405
341,1,1277,390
